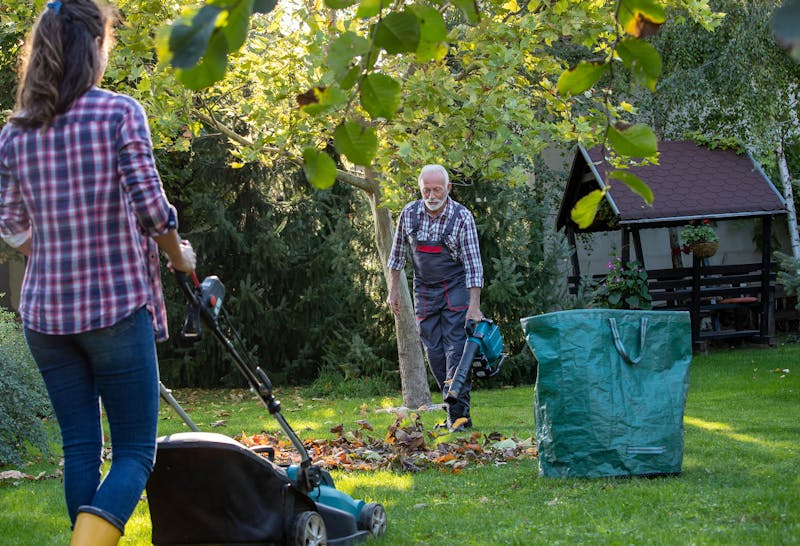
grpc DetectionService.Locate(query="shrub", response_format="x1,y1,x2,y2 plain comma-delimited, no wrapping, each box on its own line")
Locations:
592,256,652,310
681,220,719,244
0,303,54,466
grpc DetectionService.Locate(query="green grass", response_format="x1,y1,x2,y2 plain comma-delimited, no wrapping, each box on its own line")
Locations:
2,343,799,545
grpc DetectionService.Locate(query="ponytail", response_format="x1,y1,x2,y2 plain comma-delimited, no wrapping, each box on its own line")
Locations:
11,0,117,128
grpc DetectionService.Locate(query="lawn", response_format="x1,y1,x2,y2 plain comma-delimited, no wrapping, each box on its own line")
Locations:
1,342,798,545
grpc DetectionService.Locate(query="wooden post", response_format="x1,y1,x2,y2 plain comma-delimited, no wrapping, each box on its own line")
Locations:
621,226,631,265
567,227,580,278
760,215,772,341
632,228,645,267
691,253,702,345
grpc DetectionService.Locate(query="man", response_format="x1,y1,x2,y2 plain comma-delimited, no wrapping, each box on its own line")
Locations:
386,164,484,431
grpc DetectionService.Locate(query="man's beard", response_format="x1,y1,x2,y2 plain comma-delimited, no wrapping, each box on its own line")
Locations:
425,195,447,211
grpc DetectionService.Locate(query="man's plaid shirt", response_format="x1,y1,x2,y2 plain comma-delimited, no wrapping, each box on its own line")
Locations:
387,198,484,288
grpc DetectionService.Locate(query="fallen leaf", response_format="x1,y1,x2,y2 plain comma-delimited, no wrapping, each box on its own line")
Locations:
0,470,32,481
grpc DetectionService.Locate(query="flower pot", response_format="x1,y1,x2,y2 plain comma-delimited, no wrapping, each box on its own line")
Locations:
690,241,719,258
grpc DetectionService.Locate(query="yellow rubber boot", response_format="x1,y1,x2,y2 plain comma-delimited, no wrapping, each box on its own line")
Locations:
70,512,122,546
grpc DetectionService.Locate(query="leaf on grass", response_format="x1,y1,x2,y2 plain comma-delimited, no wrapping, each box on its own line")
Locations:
451,417,470,430
0,470,33,481
237,412,538,473
356,419,375,431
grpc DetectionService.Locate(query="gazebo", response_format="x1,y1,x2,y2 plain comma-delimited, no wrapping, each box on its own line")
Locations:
558,141,788,347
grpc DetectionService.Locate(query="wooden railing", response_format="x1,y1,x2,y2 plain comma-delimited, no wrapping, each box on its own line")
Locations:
569,261,776,345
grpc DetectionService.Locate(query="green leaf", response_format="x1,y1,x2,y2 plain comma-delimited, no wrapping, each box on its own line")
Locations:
374,11,420,54
617,0,666,38
328,31,370,81
608,170,653,205
360,73,401,120
411,4,448,62
451,0,480,24
557,61,609,96
608,123,658,158
356,0,382,18
252,0,277,13
325,0,357,9
616,37,662,91
334,122,378,166
221,0,254,53
340,66,362,90
169,5,223,69
175,30,229,90
302,148,338,189
412,5,447,42
571,188,607,229
301,86,348,115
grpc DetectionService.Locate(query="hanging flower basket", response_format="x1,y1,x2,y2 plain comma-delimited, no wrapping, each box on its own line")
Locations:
689,241,719,258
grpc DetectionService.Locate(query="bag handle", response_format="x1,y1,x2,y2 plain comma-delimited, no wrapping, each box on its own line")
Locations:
608,317,648,365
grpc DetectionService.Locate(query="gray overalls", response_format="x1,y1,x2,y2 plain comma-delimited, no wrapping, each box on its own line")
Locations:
409,200,471,423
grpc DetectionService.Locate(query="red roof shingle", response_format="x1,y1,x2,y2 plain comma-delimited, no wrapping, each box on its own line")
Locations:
560,141,786,230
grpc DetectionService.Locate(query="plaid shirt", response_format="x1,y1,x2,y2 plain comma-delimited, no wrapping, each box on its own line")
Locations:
387,198,484,288
0,88,176,341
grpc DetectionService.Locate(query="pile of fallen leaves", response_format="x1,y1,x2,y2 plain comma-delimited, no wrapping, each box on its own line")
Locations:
237,411,537,473
0,463,63,485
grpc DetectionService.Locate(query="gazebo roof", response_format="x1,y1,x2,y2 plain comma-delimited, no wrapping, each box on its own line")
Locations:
557,141,787,232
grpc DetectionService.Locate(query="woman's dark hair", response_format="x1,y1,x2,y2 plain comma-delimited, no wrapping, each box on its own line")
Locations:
11,0,117,128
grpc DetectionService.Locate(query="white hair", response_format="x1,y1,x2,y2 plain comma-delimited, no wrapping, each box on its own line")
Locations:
418,164,449,188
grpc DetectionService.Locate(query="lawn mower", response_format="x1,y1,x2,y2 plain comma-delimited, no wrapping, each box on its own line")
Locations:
443,318,506,406
146,272,387,546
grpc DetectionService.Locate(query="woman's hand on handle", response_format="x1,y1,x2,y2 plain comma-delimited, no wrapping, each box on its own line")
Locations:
168,240,196,273
154,230,196,273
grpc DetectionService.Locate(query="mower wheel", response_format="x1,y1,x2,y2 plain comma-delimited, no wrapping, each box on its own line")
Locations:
358,502,387,537
292,511,327,546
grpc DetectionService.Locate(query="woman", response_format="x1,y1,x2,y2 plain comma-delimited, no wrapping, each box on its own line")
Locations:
0,1,195,544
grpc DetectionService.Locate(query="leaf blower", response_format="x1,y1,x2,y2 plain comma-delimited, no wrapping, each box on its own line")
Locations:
444,318,506,405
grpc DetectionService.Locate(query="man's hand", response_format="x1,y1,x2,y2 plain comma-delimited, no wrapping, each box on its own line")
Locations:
466,306,483,323
386,287,401,316
466,287,483,322
386,269,402,316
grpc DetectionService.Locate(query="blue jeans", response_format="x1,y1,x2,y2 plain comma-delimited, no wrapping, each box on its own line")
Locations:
24,307,159,533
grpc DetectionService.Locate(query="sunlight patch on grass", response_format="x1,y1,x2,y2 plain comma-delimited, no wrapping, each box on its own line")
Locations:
684,416,794,450
377,397,404,409
332,470,413,496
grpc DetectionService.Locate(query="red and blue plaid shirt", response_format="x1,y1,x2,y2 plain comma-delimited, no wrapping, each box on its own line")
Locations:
387,198,484,288
0,87,176,341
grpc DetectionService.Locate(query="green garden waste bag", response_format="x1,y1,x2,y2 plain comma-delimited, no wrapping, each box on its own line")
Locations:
520,309,691,478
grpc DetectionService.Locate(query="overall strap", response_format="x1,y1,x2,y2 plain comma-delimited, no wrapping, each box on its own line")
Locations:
440,200,463,241
409,200,423,236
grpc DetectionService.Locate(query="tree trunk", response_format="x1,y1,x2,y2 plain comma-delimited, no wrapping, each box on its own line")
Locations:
668,227,683,268
361,172,431,409
777,138,800,262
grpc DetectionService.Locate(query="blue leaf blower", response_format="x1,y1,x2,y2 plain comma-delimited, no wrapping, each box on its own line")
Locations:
444,318,506,405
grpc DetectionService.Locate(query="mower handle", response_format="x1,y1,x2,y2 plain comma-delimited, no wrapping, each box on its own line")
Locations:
172,269,321,493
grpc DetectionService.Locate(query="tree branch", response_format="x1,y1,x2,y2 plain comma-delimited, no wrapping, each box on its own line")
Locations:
192,109,373,193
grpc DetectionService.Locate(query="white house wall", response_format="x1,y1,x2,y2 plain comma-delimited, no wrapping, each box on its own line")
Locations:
573,217,790,277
